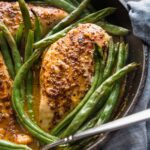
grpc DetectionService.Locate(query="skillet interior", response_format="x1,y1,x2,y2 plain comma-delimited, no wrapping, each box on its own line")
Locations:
85,0,148,149
0,1,147,149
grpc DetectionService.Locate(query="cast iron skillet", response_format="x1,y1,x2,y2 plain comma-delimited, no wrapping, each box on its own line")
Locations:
4,1,148,149
85,0,148,149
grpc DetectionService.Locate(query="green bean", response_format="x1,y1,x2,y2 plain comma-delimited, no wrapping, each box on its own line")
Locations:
96,43,127,126
97,21,129,36
51,51,100,136
0,32,15,79
76,0,95,12
78,115,98,132
18,0,34,106
92,42,119,114
124,44,129,64
103,40,117,80
44,0,76,12
29,1,49,5
18,0,32,31
89,43,119,117
32,10,42,42
69,0,80,7
34,7,116,49
117,43,127,70
64,0,73,5
18,0,32,53
15,24,24,48
31,0,76,12
0,140,31,150
24,30,34,61
47,0,91,36
65,0,92,15
97,59,105,86
60,62,138,137
24,30,34,121
63,0,77,6
96,46,106,86
0,22,22,73
97,45,103,58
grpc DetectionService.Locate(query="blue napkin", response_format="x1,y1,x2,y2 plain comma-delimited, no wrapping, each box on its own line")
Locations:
102,0,150,150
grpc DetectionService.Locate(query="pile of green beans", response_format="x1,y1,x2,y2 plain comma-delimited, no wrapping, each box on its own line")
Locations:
0,0,137,149
97,21,129,36
96,43,128,126
64,43,131,150
44,0,76,13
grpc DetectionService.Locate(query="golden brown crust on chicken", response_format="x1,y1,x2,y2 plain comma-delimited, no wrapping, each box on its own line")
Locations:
0,1,68,35
39,23,110,131
0,52,12,100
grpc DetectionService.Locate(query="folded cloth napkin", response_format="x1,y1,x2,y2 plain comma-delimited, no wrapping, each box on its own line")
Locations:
102,0,150,150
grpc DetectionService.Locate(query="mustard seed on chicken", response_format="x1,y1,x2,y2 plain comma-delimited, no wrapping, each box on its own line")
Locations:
39,23,110,131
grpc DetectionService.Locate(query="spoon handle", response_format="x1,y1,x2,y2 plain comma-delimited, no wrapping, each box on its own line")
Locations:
74,109,150,140
42,109,150,150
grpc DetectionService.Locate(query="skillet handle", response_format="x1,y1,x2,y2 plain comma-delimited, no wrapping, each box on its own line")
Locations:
73,109,150,141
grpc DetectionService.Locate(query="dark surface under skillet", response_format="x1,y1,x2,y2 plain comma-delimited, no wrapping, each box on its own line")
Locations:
86,0,148,149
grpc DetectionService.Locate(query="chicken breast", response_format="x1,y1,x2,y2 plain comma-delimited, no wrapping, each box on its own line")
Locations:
39,23,110,131
0,1,68,35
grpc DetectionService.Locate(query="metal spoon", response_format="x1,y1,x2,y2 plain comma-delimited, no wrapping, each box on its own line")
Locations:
42,109,150,150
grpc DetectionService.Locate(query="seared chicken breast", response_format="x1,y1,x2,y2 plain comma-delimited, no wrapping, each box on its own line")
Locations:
0,1,67,35
39,23,110,131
